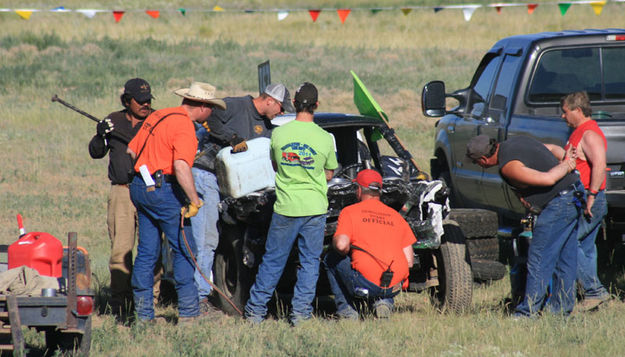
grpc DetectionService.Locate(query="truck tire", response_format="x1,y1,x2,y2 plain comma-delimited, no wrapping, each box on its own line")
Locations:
429,221,472,313
466,236,499,261
45,315,91,356
213,229,253,316
447,209,498,238
471,259,507,282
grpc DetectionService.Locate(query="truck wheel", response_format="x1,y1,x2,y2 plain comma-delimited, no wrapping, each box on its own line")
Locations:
471,259,507,282
213,234,253,316
44,315,91,356
447,209,498,238
429,221,472,313
466,236,499,261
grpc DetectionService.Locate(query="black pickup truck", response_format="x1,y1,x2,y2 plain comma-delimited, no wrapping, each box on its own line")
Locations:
422,29,625,248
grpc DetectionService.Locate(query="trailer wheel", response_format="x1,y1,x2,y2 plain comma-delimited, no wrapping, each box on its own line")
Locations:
45,315,91,356
429,221,473,313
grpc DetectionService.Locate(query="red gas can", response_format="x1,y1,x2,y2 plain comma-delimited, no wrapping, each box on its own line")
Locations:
8,232,63,277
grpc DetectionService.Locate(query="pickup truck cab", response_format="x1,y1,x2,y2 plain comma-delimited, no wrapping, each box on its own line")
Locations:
422,29,625,239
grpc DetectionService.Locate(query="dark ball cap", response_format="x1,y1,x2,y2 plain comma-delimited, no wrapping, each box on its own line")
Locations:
466,135,496,160
294,82,318,105
124,78,153,103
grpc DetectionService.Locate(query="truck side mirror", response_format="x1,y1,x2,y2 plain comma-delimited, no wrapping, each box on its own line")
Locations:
422,81,447,117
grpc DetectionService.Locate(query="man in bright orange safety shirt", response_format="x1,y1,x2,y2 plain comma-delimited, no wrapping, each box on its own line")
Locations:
323,169,416,320
126,81,226,324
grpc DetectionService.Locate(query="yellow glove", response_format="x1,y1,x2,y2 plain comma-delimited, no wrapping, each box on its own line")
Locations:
182,200,204,218
202,121,210,132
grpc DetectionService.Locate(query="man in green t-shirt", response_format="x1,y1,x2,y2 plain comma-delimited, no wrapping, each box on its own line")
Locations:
244,82,338,326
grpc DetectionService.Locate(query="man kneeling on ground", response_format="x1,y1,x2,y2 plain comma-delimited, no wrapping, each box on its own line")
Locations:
324,169,416,319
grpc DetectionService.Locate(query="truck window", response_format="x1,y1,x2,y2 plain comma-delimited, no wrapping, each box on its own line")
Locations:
603,47,625,100
528,47,601,102
489,54,521,123
467,54,503,119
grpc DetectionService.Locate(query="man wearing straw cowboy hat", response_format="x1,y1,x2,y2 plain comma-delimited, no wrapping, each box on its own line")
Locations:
127,81,226,324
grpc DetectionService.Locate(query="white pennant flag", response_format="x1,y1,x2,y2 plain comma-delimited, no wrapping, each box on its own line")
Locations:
277,11,289,21
462,5,480,22
76,9,98,18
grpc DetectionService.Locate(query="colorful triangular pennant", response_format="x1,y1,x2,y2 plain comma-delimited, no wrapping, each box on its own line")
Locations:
113,10,125,23
213,6,224,12
309,9,321,22
590,1,606,15
434,7,444,13
146,10,159,19
337,9,351,24
76,9,97,18
527,3,538,14
277,11,289,21
462,6,479,22
15,10,33,20
371,8,383,14
558,3,571,16
401,8,412,16
495,6,502,14
178,8,186,16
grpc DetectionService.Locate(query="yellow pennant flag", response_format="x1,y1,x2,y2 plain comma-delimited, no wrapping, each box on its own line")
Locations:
590,1,606,15
213,5,224,12
15,10,33,20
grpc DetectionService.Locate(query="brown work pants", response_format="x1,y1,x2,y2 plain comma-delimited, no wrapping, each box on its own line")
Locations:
107,184,161,309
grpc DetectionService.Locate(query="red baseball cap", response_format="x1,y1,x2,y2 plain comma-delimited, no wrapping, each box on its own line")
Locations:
354,169,383,190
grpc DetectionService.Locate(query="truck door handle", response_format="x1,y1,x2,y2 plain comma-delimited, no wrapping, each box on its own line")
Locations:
447,126,455,133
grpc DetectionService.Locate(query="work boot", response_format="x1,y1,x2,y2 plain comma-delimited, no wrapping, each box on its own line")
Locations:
373,301,392,319
199,297,224,317
336,306,359,321
578,295,611,312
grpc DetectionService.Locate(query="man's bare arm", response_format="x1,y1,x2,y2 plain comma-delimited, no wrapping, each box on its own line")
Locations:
173,159,201,206
500,157,576,187
332,234,350,255
544,143,566,161
402,245,414,268
581,130,607,215
325,169,334,181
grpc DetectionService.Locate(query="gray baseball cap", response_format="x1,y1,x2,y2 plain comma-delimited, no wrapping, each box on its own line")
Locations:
264,83,295,113
466,135,496,160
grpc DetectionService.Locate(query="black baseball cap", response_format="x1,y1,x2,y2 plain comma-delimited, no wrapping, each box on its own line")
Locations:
124,78,153,103
294,82,318,105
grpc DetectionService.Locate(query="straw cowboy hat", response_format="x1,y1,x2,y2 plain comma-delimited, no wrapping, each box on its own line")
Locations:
174,82,226,110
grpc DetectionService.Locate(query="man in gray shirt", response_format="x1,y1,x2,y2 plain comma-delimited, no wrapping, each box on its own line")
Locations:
191,84,293,313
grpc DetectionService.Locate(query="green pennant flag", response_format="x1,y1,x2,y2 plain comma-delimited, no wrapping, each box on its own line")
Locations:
351,70,388,141
371,8,382,14
558,3,571,15
178,8,186,16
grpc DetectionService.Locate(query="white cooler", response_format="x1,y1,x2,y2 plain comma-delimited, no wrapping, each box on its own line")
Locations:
215,137,275,198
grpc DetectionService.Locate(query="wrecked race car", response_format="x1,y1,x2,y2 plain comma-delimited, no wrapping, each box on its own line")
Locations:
211,112,474,315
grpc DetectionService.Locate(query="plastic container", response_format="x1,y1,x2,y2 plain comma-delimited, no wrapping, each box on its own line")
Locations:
215,137,275,198
8,232,63,277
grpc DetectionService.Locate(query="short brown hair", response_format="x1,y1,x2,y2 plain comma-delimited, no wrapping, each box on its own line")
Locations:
561,91,592,117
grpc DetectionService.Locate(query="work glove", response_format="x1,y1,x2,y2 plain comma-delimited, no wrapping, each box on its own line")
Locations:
182,200,203,218
97,118,114,137
230,134,248,153
201,121,210,132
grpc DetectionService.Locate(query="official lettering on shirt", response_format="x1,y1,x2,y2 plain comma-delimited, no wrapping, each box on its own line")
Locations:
361,210,394,226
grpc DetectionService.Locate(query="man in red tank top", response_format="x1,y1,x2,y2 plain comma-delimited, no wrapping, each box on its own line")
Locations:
561,91,610,311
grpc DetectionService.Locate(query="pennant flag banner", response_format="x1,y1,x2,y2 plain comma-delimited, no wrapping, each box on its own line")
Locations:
178,8,186,16
558,3,572,15
401,8,412,15
213,6,224,12
528,3,539,14
337,9,351,23
15,10,33,20
51,7,70,12
434,7,444,13
113,10,125,22
146,10,159,19
76,9,98,18
277,11,288,21
371,8,383,14
591,1,607,14
309,9,321,22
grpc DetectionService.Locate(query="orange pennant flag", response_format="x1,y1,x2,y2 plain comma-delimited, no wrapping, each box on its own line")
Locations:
309,9,321,22
113,11,125,23
146,10,160,19
15,10,33,20
590,1,606,15
337,9,351,24
401,8,412,16
495,6,502,14
527,3,538,14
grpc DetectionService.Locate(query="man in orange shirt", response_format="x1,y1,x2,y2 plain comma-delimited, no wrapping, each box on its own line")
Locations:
127,81,225,324
324,169,416,319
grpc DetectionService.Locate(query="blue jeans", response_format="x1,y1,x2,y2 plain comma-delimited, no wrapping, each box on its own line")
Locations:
323,250,397,314
129,176,199,320
190,168,220,300
514,183,581,317
577,190,608,299
245,213,326,323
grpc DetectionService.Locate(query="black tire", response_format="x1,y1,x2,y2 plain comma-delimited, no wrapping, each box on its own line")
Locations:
466,236,500,261
471,259,507,282
213,229,253,316
429,222,473,313
45,315,91,356
447,208,498,238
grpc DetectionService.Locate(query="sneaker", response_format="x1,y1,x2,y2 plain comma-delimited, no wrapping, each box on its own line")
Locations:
336,307,359,321
578,295,610,312
373,302,392,319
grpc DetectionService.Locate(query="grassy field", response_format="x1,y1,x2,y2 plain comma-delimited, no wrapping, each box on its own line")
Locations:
2,1,625,355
